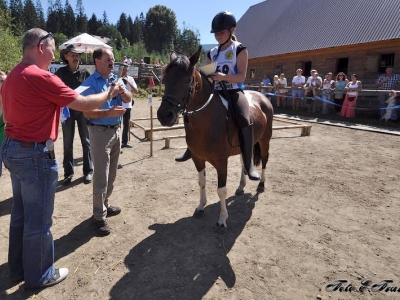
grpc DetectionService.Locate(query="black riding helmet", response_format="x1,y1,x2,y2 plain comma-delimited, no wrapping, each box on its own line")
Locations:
210,11,237,33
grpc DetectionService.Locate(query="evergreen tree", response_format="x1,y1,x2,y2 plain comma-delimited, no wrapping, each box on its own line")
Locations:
0,7,22,72
9,0,24,33
127,15,134,44
63,0,76,37
23,0,37,30
175,25,200,56
75,0,87,33
144,5,178,54
87,13,101,35
102,11,108,26
46,0,63,34
116,13,129,40
35,0,46,29
131,16,142,44
0,0,7,11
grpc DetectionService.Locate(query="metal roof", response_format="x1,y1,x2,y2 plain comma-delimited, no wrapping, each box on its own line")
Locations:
235,0,400,59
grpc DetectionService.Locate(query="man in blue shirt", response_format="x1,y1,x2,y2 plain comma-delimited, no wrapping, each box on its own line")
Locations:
82,48,132,236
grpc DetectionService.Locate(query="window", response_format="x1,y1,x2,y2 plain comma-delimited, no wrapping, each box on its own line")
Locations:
336,58,348,75
303,61,312,77
379,53,394,72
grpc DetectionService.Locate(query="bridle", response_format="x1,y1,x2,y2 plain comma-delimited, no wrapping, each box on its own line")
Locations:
161,69,215,117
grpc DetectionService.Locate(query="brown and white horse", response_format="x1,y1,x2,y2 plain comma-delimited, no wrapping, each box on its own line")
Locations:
157,47,273,228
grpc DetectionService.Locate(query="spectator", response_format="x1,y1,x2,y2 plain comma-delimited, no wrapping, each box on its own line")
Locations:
341,73,362,118
55,44,93,186
0,70,6,177
321,72,335,114
333,72,349,114
375,66,400,121
276,73,287,108
126,55,132,66
121,63,139,148
291,68,305,111
304,71,322,112
382,90,397,121
261,73,271,86
1,28,123,289
81,48,132,236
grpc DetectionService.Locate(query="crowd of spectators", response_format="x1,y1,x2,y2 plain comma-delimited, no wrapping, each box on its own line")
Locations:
259,66,400,120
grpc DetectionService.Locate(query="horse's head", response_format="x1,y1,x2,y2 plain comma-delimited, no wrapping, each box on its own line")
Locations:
157,47,202,127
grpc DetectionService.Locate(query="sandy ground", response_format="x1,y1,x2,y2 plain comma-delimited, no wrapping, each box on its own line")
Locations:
0,97,400,300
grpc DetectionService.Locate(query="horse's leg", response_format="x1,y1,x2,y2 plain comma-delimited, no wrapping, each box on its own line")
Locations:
193,168,207,218
192,159,207,218
235,156,247,196
257,148,270,193
216,161,228,228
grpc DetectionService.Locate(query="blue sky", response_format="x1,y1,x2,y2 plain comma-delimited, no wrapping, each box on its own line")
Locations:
44,0,263,45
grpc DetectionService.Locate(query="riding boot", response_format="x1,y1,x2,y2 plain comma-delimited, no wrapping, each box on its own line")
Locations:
240,124,261,181
175,148,191,162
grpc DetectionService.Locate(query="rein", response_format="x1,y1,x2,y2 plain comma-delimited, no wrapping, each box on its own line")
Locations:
162,69,215,117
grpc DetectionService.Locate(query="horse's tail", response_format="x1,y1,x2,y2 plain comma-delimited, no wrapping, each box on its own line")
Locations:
253,141,261,166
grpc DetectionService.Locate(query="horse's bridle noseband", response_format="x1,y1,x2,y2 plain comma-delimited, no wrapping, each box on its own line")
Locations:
161,69,214,117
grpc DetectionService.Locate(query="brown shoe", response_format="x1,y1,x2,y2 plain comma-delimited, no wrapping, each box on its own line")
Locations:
107,205,121,217
93,217,110,236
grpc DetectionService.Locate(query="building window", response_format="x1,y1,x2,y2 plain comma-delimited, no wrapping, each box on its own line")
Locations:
336,58,348,75
303,61,312,77
250,69,255,79
379,53,394,72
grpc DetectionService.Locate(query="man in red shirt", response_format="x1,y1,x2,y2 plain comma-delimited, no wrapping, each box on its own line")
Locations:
1,28,123,289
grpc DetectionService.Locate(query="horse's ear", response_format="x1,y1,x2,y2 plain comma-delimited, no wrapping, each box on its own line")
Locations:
170,51,177,62
189,46,202,67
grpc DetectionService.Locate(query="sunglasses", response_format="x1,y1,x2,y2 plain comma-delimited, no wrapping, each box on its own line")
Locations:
37,32,53,47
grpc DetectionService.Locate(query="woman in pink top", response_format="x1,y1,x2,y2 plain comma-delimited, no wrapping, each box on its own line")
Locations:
340,74,362,118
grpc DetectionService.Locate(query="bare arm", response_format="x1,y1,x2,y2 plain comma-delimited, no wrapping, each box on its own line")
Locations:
67,83,123,111
83,105,126,119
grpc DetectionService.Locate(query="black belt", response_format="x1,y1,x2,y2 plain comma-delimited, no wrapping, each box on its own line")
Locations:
5,137,46,148
90,123,120,129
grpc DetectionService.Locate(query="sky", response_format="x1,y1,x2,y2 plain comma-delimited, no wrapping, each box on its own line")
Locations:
43,0,264,45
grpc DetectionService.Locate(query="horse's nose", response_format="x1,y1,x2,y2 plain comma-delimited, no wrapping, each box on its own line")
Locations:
157,107,177,127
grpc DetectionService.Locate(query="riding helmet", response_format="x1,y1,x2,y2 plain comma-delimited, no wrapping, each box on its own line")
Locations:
210,11,237,33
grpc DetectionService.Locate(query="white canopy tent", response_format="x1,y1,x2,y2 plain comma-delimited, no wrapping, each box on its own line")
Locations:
59,33,112,62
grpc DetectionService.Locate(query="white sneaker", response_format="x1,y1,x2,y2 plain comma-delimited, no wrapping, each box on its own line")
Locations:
42,268,68,288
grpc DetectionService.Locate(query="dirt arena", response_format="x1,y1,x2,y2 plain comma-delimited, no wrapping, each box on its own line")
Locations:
1,97,400,300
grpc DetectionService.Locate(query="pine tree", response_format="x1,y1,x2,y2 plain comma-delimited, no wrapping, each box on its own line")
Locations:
102,11,108,26
23,0,37,30
75,0,87,33
35,0,46,29
46,0,62,33
116,13,129,40
127,15,134,44
87,13,101,35
0,0,7,11
63,0,76,37
9,0,24,33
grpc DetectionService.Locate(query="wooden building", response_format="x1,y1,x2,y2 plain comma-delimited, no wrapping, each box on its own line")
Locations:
236,0,400,93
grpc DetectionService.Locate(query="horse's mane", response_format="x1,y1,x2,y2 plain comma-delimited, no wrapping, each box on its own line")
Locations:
163,54,191,77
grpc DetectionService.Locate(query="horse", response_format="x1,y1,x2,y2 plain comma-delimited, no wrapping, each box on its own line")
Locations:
157,47,273,228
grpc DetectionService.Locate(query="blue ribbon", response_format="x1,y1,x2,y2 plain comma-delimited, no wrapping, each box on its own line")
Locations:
264,92,400,111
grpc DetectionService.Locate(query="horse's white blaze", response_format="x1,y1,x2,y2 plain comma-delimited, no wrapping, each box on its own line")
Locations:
217,186,228,226
197,169,206,210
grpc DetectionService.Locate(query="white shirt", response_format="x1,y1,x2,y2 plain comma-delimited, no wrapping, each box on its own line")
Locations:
122,75,137,109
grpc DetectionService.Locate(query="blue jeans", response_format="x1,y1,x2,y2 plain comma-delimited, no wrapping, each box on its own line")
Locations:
2,138,58,288
62,109,92,177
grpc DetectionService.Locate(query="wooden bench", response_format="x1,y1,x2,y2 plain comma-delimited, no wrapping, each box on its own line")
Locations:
163,135,186,148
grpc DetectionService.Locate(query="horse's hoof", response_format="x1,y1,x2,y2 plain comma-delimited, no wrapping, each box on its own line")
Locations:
235,189,244,196
257,182,265,193
193,209,204,218
214,222,227,233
